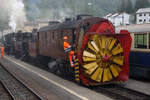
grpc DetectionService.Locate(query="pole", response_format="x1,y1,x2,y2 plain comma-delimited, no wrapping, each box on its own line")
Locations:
1,30,4,44
122,12,124,26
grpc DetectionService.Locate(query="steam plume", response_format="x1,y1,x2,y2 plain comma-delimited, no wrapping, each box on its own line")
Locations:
8,0,27,32
9,16,16,32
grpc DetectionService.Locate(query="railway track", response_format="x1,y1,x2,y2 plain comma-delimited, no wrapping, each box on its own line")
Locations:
90,84,150,100
0,81,13,100
0,64,42,100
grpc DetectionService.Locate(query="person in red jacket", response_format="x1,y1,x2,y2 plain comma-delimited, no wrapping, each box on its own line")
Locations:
63,36,71,52
1,44,4,58
63,36,75,67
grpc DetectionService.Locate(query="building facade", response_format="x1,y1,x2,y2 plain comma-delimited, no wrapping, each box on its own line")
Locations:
136,8,150,24
104,13,130,26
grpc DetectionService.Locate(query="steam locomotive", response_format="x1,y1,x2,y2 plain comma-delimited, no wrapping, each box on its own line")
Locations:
4,15,132,86
4,31,32,59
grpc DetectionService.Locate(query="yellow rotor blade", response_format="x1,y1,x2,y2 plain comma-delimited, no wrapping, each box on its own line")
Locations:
104,37,112,49
85,65,99,75
98,38,102,49
110,64,120,77
83,50,96,58
103,68,113,82
91,67,103,82
83,62,98,69
93,38,101,50
96,59,103,65
90,34,99,41
116,65,122,72
90,35,101,49
98,38,105,57
88,42,97,53
112,44,123,55
108,38,117,50
99,50,105,57
111,64,122,73
113,56,124,66
82,56,97,62
101,36,106,49
91,41,99,52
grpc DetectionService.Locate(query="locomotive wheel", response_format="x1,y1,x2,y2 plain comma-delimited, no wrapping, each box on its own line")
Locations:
82,35,124,83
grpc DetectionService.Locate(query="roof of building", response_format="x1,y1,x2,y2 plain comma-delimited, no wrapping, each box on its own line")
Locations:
104,13,112,18
111,13,119,17
104,12,130,19
136,8,150,13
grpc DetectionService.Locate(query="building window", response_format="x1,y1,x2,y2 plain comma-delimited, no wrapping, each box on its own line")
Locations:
144,13,146,16
139,14,142,16
144,19,146,22
139,19,142,22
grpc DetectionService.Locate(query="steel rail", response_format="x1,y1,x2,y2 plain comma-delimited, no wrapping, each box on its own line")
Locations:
0,63,43,100
0,81,14,100
10,71,44,100
91,84,150,100
0,80,16,100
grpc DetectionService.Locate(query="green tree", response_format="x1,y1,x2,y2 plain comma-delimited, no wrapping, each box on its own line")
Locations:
0,20,8,32
118,0,133,14
135,0,150,11
126,0,133,14
118,0,126,13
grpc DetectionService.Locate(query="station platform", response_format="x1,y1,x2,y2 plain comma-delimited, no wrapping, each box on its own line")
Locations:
125,79,150,95
0,55,112,100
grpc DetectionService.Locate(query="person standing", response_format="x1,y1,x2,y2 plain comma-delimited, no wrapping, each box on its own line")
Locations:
63,36,71,52
1,44,4,58
63,36,75,67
